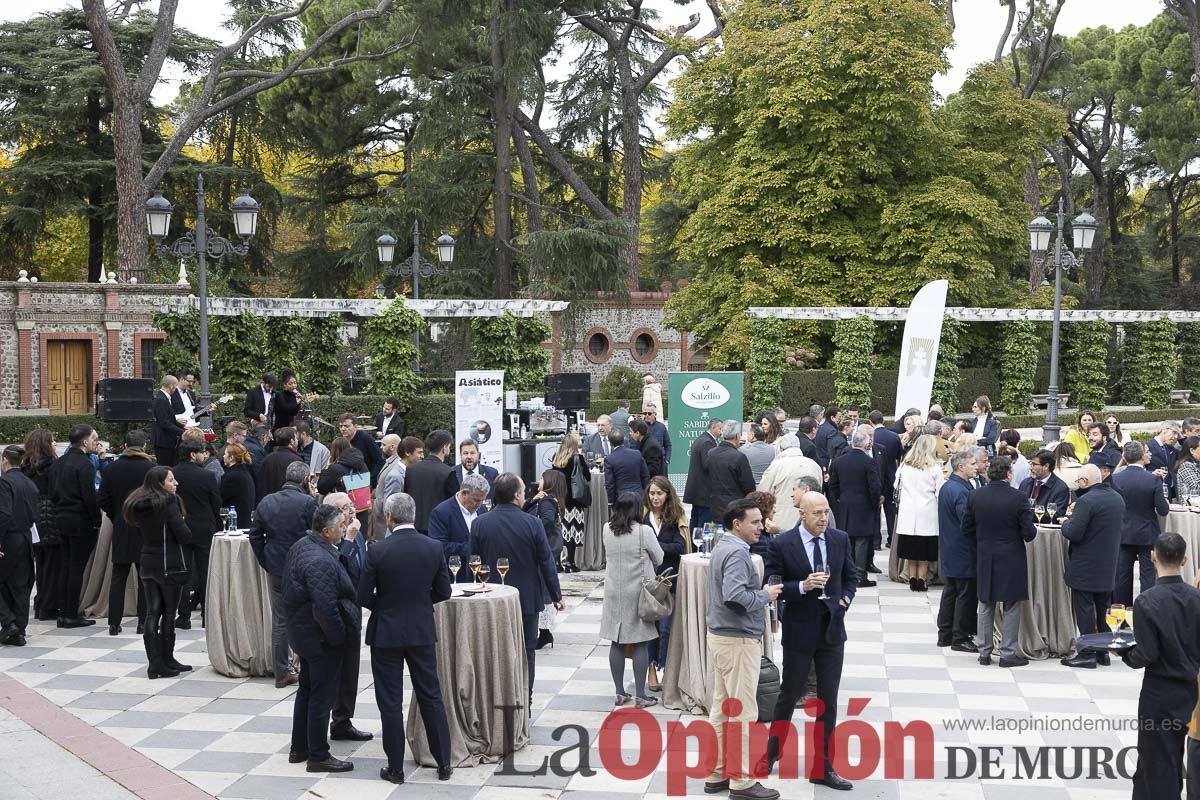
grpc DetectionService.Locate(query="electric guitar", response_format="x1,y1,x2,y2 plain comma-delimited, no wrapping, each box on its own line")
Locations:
178,394,236,428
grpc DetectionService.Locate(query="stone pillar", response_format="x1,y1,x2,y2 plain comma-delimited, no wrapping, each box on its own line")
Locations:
550,313,563,373
15,288,34,408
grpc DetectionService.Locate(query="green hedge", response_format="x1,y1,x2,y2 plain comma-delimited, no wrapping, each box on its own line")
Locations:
0,416,129,445
781,367,1000,417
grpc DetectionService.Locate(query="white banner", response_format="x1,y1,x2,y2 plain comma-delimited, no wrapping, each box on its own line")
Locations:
893,280,948,420
455,370,505,470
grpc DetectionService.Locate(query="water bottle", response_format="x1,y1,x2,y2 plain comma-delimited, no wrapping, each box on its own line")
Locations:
716,524,725,546
226,506,238,532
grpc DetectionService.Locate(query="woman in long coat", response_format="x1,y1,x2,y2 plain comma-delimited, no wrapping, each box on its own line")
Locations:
894,434,945,591
22,429,63,621
600,491,662,708
97,437,156,634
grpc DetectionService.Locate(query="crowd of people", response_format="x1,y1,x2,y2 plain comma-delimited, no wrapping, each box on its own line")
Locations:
5,372,1200,796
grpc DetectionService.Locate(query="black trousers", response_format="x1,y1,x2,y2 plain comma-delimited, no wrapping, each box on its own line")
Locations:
849,536,874,579
58,530,96,618
108,562,145,628
1134,675,1196,800
768,614,844,771
372,645,451,770
523,611,539,712
1187,738,1200,800
180,536,212,619
154,446,178,467
937,576,977,646
882,499,896,545
331,628,361,732
33,542,65,619
0,534,33,634
141,576,181,669
1115,545,1155,606
1071,588,1109,640
291,649,342,762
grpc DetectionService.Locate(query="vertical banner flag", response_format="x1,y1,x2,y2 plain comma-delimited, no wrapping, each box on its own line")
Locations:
455,370,505,470
893,280,948,420
667,371,745,494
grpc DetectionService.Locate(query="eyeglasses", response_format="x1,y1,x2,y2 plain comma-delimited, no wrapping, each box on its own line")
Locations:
338,504,354,513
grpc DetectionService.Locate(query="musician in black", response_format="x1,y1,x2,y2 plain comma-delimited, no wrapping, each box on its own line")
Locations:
244,372,274,427
272,369,302,430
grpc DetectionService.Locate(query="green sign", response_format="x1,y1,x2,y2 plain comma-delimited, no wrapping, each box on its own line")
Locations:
667,371,745,491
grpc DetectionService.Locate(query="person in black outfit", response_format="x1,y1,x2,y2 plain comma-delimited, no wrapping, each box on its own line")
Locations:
173,441,222,630
337,414,385,486
869,411,901,549
0,445,38,646
630,418,665,478
1122,532,1200,800
50,424,101,628
404,430,458,533
373,396,407,440
244,372,275,427
1017,449,1071,523
603,430,650,505
1112,441,1171,605
257,427,303,502
123,466,192,679
825,427,881,586
219,443,257,527
271,369,302,430
97,431,155,635
316,438,369,496
283,504,358,774
795,416,820,463
22,430,62,621
683,418,723,529
152,376,186,467
358,492,454,784
244,424,270,478
703,421,756,524
813,405,840,469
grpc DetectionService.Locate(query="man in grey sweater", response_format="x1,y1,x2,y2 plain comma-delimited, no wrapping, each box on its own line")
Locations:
740,424,777,485
705,498,784,800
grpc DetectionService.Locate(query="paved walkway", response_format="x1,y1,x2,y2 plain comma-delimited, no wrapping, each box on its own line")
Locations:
0,706,139,800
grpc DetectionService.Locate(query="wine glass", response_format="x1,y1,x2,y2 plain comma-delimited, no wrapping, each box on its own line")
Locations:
469,554,482,587
497,557,510,586
219,507,230,531
1045,502,1058,523
815,568,830,600
448,555,461,584
692,528,704,554
1106,604,1126,648
483,499,494,513
1027,497,1035,511
1034,505,1046,525
478,563,491,591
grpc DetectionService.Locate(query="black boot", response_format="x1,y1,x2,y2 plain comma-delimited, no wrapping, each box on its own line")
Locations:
163,622,191,672
145,632,178,679
536,629,554,650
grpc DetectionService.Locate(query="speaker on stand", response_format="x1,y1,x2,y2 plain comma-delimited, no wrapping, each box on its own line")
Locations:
95,378,154,423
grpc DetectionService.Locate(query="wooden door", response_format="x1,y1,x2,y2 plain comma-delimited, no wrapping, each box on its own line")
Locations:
46,341,90,415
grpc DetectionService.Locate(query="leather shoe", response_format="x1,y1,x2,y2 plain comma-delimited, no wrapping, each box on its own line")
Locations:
1060,654,1097,669
937,637,952,648
10,634,25,647
729,782,781,799
307,756,353,773
859,579,877,588
108,624,121,636
951,641,979,653
978,654,992,666
136,623,144,635
437,765,453,781
275,673,298,689
288,751,308,764
703,779,730,793
1097,652,1111,666
175,615,191,630
57,616,94,629
166,658,192,672
866,563,881,573
0,624,20,645
810,768,853,791
999,655,1030,668
147,665,179,679
379,766,404,784
330,725,373,742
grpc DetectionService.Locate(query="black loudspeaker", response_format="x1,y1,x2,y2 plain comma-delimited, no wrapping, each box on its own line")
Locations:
545,373,591,410
96,378,154,422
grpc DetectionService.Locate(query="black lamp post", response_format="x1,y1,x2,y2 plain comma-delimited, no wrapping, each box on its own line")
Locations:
146,176,259,428
376,221,455,371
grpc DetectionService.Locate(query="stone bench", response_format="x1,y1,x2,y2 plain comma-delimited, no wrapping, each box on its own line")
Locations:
1030,393,1070,411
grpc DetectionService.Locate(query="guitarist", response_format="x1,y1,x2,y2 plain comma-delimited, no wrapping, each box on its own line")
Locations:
171,371,215,428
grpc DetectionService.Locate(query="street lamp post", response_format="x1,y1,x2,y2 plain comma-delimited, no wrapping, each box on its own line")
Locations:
1029,197,1097,446
376,220,455,372
146,175,259,429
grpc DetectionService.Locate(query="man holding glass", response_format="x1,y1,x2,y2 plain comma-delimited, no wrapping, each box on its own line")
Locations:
1112,441,1170,605
760,492,857,791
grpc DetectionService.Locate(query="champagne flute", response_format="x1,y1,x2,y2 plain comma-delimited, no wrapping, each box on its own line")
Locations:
1034,505,1046,525
1045,502,1058,523
469,554,482,588
1106,604,1125,648
1027,497,1035,511
497,557,510,586
478,563,491,591
815,569,830,601
692,528,704,554
448,555,461,584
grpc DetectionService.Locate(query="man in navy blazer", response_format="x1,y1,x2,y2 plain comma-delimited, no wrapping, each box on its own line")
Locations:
761,492,858,791
429,474,490,576
1147,421,1181,498
357,493,454,784
1111,441,1170,605
1017,449,1071,523
320,494,370,744
603,430,649,505
469,473,564,712
825,426,881,586
869,411,901,546
937,450,978,651
452,439,498,501
812,406,840,469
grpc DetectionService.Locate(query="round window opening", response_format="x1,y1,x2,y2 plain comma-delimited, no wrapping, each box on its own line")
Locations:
588,332,610,359
634,333,654,359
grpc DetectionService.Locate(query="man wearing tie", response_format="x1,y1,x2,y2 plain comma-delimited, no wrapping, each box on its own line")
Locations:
1018,450,1070,523
761,491,857,791
584,416,613,457
453,440,498,499
320,494,372,744
1148,421,1181,499
429,474,490,575
357,493,454,784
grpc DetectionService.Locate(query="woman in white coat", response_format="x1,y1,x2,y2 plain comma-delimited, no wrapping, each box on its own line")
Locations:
894,434,945,592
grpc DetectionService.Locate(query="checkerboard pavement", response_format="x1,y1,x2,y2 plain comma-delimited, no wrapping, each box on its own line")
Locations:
0,562,1152,800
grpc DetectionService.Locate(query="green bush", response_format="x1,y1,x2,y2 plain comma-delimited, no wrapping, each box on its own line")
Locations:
831,317,874,408
748,317,786,412
302,317,343,397
1127,321,1179,409
470,312,552,392
152,309,199,379
0,416,128,446
780,370,837,416
597,366,642,401
1180,323,1200,394
210,313,268,392
955,368,1000,415
1063,320,1109,412
363,298,424,402
999,320,1039,416
932,318,962,413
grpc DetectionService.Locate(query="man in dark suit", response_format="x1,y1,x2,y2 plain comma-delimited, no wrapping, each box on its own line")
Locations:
869,411,901,547
603,430,650,505
153,375,186,467
429,474,490,573
795,415,819,462
937,450,978,651
0,444,38,646
244,372,274,427
813,405,840,469
1018,449,1071,523
703,421,756,523
1147,421,1181,499
358,492,454,784
50,424,101,628
405,431,459,533
1087,423,1121,463
629,419,665,478
1112,441,1170,605
256,426,303,503
584,415,613,457
319,494,372,744
1060,464,1125,668
97,431,156,636
683,418,723,528
373,396,406,441
761,491,857,790
173,440,222,632
452,440,498,501
825,426,881,586
963,456,1037,668
337,414,385,486
469,473,563,711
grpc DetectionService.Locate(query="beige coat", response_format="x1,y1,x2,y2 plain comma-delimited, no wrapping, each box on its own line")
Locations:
642,381,663,413
757,448,823,531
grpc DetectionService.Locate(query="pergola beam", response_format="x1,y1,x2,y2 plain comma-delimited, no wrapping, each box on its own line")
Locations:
747,307,1200,323
155,297,569,319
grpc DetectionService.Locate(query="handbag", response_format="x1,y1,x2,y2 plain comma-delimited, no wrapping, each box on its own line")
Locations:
570,457,592,508
637,526,674,622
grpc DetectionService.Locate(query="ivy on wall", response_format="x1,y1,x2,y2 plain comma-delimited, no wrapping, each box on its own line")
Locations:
1180,323,1200,395
748,317,786,412
831,316,874,409
209,313,267,392
1063,320,1109,412
152,309,199,380
931,317,962,413
999,319,1039,415
264,317,309,377
471,312,552,392
302,317,343,397
363,298,424,402
1127,320,1178,409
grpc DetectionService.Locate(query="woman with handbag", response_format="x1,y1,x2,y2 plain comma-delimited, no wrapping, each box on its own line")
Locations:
525,469,567,649
551,433,591,572
123,467,193,679
601,491,664,708
642,476,688,691
23,429,64,622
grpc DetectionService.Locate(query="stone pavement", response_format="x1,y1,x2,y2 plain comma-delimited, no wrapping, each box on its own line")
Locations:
0,556,1155,800
0,706,138,800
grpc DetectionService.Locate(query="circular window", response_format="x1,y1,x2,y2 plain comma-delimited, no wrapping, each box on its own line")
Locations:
634,333,653,358
585,330,611,363
629,327,658,364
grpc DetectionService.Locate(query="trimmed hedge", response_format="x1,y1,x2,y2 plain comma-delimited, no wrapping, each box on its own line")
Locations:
781,367,1001,417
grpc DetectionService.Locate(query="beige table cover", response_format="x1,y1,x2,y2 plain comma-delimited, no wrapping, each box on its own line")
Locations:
1165,509,1200,584
888,539,941,585
578,471,609,570
205,532,274,678
80,513,137,619
1011,525,1075,660
661,552,774,715
408,583,529,767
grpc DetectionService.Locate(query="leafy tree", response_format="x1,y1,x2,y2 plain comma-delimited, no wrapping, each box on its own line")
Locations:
999,319,1039,415
931,317,962,413
152,309,199,379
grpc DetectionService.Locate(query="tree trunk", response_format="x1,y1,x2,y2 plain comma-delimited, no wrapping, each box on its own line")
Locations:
512,125,542,286
111,102,149,280
617,53,641,290
1085,174,1109,300
85,91,105,283
1024,159,1041,290
1169,177,1183,285
490,0,514,299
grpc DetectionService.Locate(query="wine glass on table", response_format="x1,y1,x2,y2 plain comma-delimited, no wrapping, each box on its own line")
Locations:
1045,502,1058,524
1034,505,1046,526
497,557,510,586
448,556,461,585
219,507,230,532
692,528,704,555
1106,604,1126,648
478,563,491,591
469,554,482,588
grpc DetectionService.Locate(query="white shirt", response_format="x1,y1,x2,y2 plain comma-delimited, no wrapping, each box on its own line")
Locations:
178,388,194,417
261,386,272,416
383,413,396,432
973,415,987,437
799,526,825,573
457,498,478,532
387,524,417,539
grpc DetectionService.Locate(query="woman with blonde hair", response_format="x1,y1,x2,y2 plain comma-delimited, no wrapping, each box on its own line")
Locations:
894,434,945,592
551,432,591,572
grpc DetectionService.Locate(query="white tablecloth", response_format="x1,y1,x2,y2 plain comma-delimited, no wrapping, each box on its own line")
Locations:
205,532,274,678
